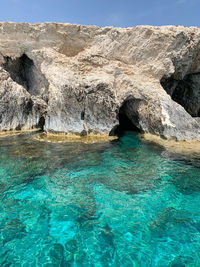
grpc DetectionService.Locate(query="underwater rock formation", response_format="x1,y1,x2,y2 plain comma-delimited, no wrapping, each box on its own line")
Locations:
0,22,200,140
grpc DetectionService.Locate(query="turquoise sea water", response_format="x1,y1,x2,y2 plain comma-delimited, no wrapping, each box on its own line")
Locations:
1,132,200,266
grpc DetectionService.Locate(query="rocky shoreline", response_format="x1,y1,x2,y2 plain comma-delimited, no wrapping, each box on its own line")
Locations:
0,22,200,142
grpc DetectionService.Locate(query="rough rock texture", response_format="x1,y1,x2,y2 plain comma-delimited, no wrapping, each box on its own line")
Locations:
0,22,200,140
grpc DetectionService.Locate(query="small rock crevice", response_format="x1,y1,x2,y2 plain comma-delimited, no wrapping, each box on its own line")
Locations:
161,73,200,117
3,54,49,103
38,116,46,131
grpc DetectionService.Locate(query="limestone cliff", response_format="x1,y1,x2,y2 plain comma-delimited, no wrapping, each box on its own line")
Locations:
0,22,200,141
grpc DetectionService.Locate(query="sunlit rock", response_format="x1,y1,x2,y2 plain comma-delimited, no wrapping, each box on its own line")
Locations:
0,22,200,140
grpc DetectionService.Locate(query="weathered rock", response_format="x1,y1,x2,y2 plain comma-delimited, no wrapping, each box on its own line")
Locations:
0,22,200,140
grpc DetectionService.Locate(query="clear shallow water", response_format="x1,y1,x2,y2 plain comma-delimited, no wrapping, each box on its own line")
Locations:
1,132,200,266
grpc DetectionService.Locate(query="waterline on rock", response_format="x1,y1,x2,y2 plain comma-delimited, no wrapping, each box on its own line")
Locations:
141,132,200,155
33,132,118,144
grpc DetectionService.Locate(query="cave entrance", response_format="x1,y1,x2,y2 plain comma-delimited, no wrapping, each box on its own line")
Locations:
3,54,49,102
3,54,49,131
161,73,200,117
112,98,141,136
3,54,34,92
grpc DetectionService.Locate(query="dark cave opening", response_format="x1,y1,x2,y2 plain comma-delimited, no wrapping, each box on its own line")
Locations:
161,73,200,117
2,54,49,131
3,54,34,92
3,54,49,102
111,99,141,136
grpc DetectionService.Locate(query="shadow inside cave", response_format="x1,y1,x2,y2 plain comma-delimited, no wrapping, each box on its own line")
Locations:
111,98,141,137
3,54,49,102
161,73,200,118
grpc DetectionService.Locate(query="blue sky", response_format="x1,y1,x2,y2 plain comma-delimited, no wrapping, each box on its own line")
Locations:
1,0,199,27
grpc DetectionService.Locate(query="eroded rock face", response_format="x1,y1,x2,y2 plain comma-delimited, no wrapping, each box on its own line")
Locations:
0,22,200,140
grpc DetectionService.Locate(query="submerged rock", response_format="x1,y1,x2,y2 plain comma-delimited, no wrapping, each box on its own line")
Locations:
0,22,200,141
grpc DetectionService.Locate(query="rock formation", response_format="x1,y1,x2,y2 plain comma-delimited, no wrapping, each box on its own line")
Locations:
0,22,200,141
